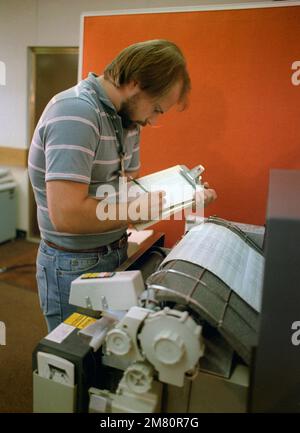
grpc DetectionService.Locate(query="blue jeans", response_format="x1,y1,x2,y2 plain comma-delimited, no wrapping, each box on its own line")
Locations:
36,239,128,332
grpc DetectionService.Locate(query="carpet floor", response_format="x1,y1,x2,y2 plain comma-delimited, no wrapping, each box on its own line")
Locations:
0,239,47,413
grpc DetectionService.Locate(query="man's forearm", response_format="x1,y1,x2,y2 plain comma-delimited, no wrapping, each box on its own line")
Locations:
47,179,164,234
52,196,128,234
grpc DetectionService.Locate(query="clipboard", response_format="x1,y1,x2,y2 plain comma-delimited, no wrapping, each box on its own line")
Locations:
129,164,205,230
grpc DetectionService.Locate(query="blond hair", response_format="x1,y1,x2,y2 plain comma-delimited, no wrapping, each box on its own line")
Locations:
104,39,190,105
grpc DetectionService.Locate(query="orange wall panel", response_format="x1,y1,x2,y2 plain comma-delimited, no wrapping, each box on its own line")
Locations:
81,7,300,247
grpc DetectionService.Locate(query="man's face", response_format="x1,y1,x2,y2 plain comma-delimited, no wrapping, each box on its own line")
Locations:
118,80,183,130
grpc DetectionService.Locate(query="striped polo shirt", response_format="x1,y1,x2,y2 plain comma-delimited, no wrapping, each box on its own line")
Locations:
28,73,140,249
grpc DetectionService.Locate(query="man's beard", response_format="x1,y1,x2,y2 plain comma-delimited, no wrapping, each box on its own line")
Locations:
118,105,136,129
118,95,147,130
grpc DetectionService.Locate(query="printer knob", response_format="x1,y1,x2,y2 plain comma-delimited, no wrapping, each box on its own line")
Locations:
153,331,185,365
105,329,132,356
123,361,153,394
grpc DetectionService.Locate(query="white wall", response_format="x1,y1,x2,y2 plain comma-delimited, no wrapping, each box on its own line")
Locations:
0,0,286,232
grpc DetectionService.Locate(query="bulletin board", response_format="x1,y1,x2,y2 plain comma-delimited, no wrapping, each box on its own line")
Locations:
80,3,300,247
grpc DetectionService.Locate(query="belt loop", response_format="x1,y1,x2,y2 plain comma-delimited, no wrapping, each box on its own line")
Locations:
106,245,112,253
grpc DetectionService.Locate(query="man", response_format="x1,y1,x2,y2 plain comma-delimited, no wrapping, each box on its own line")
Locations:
28,39,217,332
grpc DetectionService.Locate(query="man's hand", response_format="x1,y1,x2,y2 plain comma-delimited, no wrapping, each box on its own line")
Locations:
193,182,217,211
203,182,217,206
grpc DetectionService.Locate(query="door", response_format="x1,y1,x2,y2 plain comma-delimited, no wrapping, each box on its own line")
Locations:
28,47,78,238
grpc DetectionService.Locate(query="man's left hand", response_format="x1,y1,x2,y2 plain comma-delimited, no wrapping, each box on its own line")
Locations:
193,181,217,210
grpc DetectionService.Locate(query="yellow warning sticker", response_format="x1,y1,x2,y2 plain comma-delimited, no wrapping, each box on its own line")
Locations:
64,313,97,329
80,272,115,279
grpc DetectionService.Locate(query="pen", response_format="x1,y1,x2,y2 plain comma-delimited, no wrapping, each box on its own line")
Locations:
128,175,149,193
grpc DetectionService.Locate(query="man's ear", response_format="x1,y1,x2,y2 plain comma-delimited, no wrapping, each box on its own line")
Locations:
120,80,140,100
127,80,140,96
